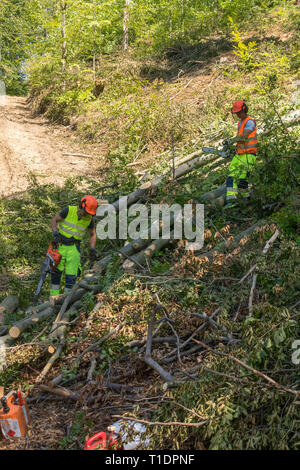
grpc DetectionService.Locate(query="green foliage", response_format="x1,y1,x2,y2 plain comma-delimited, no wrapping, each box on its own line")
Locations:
80,292,95,313
151,291,300,450
0,0,37,94
59,411,93,449
230,25,262,72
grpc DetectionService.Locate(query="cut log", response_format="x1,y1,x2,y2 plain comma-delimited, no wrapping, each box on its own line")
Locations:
95,208,179,274
93,216,172,273
35,301,81,383
8,306,59,339
49,285,98,307
50,297,81,340
99,187,150,215
174,148,203,167
93,238,151,273
25,301,52,316
96,151,219,221
149,153,220,189
0,334,15,346
0,296,19,324
200,184,226,201
123,232,176,273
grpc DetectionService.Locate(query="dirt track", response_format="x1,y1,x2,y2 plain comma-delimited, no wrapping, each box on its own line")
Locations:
0,96,100,197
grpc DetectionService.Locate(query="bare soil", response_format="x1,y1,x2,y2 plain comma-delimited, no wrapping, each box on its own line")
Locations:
0,96,102,198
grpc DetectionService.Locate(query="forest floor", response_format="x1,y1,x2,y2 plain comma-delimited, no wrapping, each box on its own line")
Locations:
0,96,102,198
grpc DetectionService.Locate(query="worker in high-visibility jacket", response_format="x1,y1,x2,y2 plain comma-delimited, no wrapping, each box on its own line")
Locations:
49,195,98,296
223,100,258,208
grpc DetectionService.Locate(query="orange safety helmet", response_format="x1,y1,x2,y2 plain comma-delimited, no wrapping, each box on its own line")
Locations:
231,100,248,114
80,195,98,215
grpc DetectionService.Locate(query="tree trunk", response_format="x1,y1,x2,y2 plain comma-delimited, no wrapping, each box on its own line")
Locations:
8,306,59,339
123,0,132,52
93,236,151,273
94,210,177,273
61,1,67,89
199,184,226,201
0,296,19,324
123,231,175,273
196,220,266,258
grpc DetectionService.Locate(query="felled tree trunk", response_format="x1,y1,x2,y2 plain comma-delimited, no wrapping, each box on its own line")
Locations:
149,153,219,189
8,306,59,339
123,232,176,273
35,301,81,384
106,187,150,214
93,211,176,273
0,296,19,324
196,220,266,258
98,151,219,217
93,237,151,273
200,184,226,201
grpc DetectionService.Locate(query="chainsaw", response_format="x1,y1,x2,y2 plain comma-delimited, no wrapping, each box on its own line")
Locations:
202,141,235,159
33,242,61,304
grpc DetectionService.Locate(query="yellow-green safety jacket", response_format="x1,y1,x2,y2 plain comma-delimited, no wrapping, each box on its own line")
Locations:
58,206,92,241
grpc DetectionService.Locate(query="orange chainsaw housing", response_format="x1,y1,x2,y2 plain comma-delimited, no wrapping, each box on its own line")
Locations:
47,243,62,270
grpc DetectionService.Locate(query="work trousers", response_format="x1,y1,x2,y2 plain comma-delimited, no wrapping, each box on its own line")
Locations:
50,243,81,296
226,153,256,206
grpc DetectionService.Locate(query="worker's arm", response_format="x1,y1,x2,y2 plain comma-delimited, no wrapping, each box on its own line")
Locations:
88,227,97,250
51,214,64,232
231,129,252,143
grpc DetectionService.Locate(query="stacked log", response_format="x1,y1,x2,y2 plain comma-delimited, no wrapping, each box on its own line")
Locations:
0,295,19,324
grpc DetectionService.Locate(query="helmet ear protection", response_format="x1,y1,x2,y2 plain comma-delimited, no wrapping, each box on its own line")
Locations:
79,198,87,211
242,102,248,113
231,100,248,114
79,195,98,215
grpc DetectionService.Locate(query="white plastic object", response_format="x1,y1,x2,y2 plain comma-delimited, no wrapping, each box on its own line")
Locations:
112,419,150,450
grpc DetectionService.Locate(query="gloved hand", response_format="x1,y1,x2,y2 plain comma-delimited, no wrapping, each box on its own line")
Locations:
52,230,62,249
223,138,235,146
89,248,97,263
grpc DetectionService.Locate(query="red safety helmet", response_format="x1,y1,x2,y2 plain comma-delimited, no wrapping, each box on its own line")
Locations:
80,195,98,215
231,100,248,114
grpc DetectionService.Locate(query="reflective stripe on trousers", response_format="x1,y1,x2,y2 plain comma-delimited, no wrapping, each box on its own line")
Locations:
226,153,256,203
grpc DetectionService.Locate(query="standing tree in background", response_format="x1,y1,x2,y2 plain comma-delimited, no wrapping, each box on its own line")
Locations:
61,1,67,76
123,0,132,51
0,0,36,94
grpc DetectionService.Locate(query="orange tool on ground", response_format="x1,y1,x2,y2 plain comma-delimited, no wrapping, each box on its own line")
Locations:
0,394,28,439
84,426,124,450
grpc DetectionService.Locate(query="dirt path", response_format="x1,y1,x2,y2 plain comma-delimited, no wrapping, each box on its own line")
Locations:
0,96,101,197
